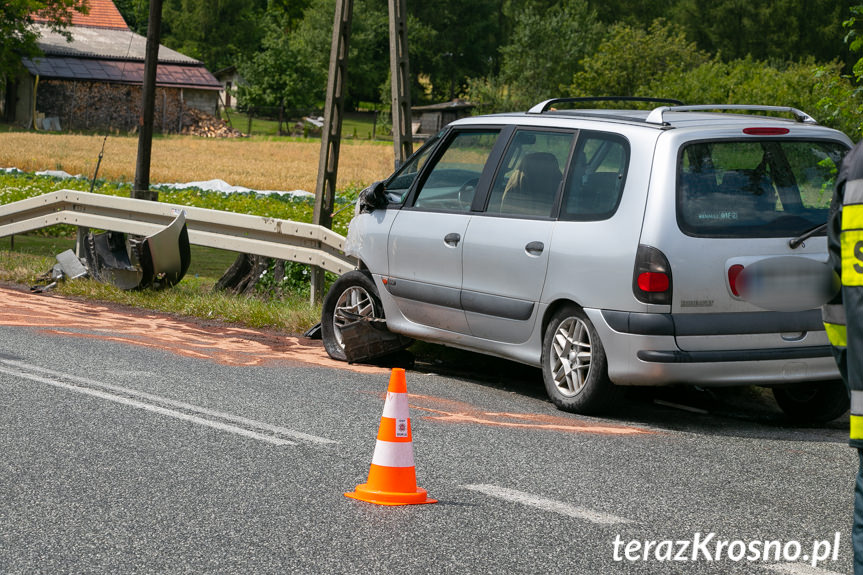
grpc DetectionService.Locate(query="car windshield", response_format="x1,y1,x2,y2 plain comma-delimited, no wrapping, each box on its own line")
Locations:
677,139,847,238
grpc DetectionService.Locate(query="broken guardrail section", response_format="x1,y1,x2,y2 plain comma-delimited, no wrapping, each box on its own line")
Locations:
46,211,190,291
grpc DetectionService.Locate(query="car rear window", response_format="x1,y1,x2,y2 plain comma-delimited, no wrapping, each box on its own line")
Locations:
677,139,847,238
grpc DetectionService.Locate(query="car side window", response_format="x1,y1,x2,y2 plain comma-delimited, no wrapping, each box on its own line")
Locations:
411,131,500,212
384,135,440,202
561,132,629,221
485,129,574,218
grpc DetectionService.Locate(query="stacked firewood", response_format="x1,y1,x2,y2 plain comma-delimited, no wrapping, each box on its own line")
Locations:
181,109,245,138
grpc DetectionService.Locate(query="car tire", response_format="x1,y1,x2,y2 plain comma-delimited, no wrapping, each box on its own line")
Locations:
541,305,619,414
772,380,850,424
321,271,386,361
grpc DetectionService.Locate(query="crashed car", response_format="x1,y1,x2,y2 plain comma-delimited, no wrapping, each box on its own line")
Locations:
321,98,852,422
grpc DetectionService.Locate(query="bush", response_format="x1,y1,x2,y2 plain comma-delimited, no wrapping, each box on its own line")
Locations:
646,58,863,139
571,20,709,101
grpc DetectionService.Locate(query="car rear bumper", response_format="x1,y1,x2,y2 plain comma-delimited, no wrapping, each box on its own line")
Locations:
587,308,840,386
637,346,831,363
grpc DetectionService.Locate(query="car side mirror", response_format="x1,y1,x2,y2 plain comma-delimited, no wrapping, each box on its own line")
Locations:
358,180,388,213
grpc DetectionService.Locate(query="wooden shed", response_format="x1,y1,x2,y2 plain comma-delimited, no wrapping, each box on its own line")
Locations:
411,99,475,140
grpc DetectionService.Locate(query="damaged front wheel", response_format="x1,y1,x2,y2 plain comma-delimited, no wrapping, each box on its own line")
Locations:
321,271,411,362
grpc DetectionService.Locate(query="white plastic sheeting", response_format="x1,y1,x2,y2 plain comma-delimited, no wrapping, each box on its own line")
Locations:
1,168,312,198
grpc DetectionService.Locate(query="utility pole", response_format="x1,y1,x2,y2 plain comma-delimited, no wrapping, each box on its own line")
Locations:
133,0,163,201
311,0,353,302
389,0,413,169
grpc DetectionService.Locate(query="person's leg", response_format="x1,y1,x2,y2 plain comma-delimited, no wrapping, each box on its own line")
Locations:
855,449,863,574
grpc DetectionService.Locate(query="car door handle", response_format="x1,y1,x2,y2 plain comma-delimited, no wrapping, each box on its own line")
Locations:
444,233,461,247
525,241,544,256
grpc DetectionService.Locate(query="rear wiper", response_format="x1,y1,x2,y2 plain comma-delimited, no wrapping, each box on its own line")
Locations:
788,222,827,249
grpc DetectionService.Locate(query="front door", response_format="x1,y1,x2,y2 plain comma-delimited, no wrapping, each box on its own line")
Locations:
385,129,502,334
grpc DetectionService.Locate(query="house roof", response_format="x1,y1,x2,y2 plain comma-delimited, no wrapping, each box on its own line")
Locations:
33,0,129,30
25,2,220,91
23,56,222,90
33,24,198,64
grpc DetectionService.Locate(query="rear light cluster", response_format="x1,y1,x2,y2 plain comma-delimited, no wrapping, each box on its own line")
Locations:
727,264,745,297
632,244,672,305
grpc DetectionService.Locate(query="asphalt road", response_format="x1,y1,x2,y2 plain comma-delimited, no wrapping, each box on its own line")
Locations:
0,289,855,574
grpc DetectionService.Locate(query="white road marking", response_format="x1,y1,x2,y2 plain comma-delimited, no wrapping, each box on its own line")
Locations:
462,483,634,525
0,359,337,446
765,563,845,575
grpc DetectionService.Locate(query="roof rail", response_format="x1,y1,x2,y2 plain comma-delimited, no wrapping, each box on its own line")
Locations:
527,96,684,115
645,104,818,125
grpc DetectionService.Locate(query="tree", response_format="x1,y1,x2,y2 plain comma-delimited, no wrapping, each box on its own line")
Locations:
240,0,394,111
570,20,709,99
113,0,147,34
0,0,89,83
466,0,603,113
159,0,268,72
499,0,602,105
673,0,854,71
587,0,677,27
236,7,323,110
289,0,390,108
409,0,501,101
845,4,863,79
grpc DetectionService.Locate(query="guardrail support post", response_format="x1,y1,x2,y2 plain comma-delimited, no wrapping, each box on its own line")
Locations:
75,226,88,257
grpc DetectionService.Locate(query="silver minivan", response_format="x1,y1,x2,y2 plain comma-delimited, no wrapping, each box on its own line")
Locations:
321,99,852,422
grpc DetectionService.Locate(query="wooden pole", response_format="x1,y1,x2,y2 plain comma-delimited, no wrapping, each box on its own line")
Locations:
132,0,162,201
311,0,353,303
389,0,413,170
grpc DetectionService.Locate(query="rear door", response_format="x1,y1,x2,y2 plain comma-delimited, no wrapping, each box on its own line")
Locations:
385,129,501,334
461,128,576,343
666,136,848,352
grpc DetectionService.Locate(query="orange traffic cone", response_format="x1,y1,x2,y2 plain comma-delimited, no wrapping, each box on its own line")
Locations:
345,368,437,506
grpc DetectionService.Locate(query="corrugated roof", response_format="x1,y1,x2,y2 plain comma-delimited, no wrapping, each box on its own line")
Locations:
33,0,128,30
34,24,198,64
23,56,222,90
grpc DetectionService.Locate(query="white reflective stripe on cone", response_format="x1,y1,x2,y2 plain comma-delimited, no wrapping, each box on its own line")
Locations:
371,439,416,468
852,390,863,415
382,392,409,419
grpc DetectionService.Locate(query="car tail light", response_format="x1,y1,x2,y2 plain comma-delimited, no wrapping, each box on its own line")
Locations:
743,127,789,135
633,245,672,305
727,264,745,297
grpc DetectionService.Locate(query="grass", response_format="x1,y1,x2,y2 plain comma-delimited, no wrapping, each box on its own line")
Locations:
222,110,383,141
0,236,321,334
0,130,393,193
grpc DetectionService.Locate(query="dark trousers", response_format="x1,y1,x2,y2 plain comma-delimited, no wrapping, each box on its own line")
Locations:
856,449,863,574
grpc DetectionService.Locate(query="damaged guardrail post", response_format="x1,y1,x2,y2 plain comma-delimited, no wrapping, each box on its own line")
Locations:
75,226,88,258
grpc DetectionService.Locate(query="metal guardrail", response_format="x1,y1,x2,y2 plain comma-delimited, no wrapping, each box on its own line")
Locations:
0,190,357,276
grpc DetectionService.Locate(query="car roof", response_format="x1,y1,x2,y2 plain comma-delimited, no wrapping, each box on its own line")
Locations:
448,101,833,133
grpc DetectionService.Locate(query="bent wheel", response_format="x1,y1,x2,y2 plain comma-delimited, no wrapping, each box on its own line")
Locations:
321,271,383,361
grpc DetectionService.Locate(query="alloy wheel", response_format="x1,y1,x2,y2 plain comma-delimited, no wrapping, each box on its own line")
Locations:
333,286,375,348
549,316,592,397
